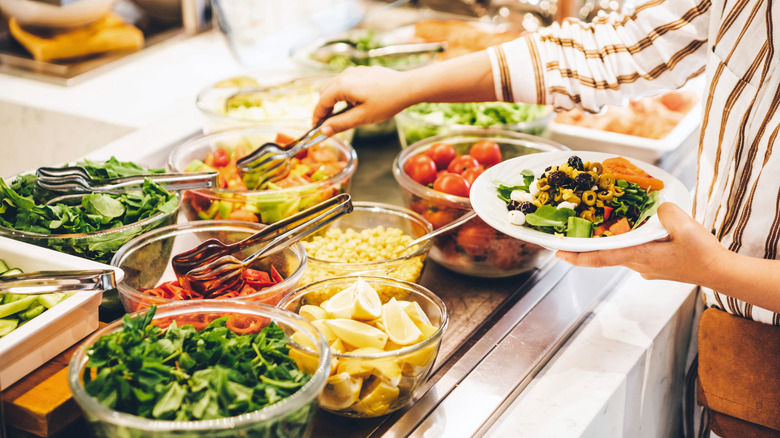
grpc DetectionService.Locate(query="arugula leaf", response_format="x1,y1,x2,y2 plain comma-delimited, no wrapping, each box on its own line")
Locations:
633,189,661,229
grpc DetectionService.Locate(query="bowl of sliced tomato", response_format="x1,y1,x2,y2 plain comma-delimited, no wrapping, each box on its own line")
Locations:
168,125,358,225
393,129,568,277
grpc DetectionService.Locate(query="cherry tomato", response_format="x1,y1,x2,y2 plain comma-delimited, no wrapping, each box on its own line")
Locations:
461,166,484,189
433,173,470,197
425,142,457,170
469,140,503,168
213,148,230,167
404,154,438,186
447,154,481,174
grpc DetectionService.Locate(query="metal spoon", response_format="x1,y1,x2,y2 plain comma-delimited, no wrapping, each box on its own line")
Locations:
310,41,447,63
397,210,478,255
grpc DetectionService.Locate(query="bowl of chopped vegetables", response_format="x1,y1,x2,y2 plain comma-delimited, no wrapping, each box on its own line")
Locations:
298,202,433,285
68,300,330,438
0,158,181,265
393,129,567,277
111,220,308,313
394,102,555,148
278,275,447,418
167,124,357,225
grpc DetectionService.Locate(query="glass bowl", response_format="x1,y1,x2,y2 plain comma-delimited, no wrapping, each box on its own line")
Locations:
278,275,448,418
111,220,307,313
393,129,568,277
167,125,357,225
394,102,555,148
0,193,180,265
68,300,330,438
298,202,433,285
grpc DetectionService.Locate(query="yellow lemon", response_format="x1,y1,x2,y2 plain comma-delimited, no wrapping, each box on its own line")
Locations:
321,287,356,319
330,338,347,354
416,322,439,340
288,347,320,375
401,343,438,368
355,378,400,416
320,372,362,411
290,330,315,349
325,318,388,350
310,319,337,344
352,277,382,320
382,298,423,346
299,304,327,322
336,357,374,379
403,301,432,326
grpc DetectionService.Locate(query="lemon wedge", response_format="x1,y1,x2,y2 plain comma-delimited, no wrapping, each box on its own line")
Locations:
325,318,388,350
403,301,432,326
310,319,337,344
290,330,315,349
299,304,327,322
381,298,423,346
321,287,356,319
320,372,362,411
288,347,320,374
352,278,382,320
355,378,400,416
330,338,347,354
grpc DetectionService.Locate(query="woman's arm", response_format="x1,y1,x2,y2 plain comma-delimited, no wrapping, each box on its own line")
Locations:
556,203,780,314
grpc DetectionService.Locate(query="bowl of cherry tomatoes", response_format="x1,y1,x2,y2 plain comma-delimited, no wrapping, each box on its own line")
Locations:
393,129,568,277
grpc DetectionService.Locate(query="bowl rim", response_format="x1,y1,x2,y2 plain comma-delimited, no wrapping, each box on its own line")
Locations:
67,300,330,431
167,126,358,197
304,201,434,266
0,192,181,240
194,74,335,123
393,128,569,208
395,102,556,130
278,275,449,360
110,219,308,305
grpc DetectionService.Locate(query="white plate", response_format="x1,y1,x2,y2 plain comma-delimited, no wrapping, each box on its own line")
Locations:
0,237,124,389
469,151,692,252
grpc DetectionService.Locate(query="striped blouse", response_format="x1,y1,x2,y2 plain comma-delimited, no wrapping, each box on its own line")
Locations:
489,0,780,326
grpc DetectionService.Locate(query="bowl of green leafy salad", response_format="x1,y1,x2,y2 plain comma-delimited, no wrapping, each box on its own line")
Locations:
68,301,330,438
395,102,554,148
0,158,181,265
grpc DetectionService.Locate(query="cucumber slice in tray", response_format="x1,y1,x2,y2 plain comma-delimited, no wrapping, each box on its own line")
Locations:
0,258,72,338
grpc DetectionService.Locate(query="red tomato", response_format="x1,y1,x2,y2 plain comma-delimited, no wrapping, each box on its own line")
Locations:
213,148,230,167
447,154,481,174
461,166,484,189
433,173,470,197
425,142,457,170
469,140,502,168
275,132,296,147
404,154,438,186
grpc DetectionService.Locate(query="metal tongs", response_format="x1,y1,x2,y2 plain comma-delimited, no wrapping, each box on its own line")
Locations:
35,166,219,204
175,193,353,297
234,105,353,187
0,269,117,295
310,41,447,63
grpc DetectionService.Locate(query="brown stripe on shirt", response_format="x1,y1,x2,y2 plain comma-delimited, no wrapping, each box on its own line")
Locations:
526,38,545,104
765,186,780,260
715,0,755,45
494,46,514,102
695,64,725,214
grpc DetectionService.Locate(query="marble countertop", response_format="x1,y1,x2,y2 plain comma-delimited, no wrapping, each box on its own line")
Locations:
0,24,699,438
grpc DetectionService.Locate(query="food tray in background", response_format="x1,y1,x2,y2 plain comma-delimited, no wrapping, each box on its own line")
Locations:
548,80,704,163
0,237,124,390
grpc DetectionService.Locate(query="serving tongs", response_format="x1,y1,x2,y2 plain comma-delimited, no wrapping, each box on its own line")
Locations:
35,167,219,204
234,105,353,188
175,193,353,297
0,269,117,295
310,40,447,63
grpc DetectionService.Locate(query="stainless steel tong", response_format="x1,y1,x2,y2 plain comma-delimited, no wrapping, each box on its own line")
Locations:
235,105,353,187
35,166,219,194
0,269,117,295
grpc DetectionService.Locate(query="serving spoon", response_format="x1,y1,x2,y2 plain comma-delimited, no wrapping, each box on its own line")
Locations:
397,210,477,256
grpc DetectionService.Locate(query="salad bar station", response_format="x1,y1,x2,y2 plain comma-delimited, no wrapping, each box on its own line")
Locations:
0,2,703,437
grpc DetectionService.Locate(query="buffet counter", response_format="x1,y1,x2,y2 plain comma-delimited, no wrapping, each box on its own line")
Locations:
0,19,700,438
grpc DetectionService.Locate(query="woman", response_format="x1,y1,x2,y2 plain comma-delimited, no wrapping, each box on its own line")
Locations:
312,0,780,435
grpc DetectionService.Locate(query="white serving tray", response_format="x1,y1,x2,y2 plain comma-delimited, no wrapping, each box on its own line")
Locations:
0,237,124,390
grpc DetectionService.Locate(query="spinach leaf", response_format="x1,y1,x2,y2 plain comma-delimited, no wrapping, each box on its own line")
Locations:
496,169,535,203
525,205,576,231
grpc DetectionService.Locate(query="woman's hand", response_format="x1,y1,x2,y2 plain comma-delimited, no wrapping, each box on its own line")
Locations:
556,202,729,285
314,66,415,136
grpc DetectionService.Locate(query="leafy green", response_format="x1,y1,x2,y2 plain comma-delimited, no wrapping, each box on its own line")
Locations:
525,205,576,233
633,189,661,230
496,170,535,203
84,306,313,424
323,30,427,70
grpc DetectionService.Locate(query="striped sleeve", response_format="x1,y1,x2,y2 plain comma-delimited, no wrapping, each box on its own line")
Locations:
489,0,711,112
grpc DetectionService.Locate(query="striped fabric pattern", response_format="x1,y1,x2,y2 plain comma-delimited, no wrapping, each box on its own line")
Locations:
489,0,780,326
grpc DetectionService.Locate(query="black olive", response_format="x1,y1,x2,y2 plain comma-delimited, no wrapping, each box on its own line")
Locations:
547,170,571,188
519,201,537,214
627,205,640,219
573,173,594,190
507,200,521,211
545,165,553,173
567,156,584,171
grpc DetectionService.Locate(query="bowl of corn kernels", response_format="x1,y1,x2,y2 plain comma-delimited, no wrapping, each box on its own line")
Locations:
297,202,433,285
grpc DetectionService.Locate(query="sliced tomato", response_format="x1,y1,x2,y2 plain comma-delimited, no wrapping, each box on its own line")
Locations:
275,132,296,147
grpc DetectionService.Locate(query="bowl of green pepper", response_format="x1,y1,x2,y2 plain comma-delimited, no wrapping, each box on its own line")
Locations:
68,301,330,438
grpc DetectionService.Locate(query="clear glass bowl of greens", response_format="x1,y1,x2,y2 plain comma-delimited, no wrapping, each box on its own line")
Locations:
111,220,307,313
68,300,330,438
395,102,555,148
278,275,448,418
0,158,181,265
167,124,357,225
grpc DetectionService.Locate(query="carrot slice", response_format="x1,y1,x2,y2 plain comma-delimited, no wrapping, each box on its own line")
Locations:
602,157,665,191
608,217,632,235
